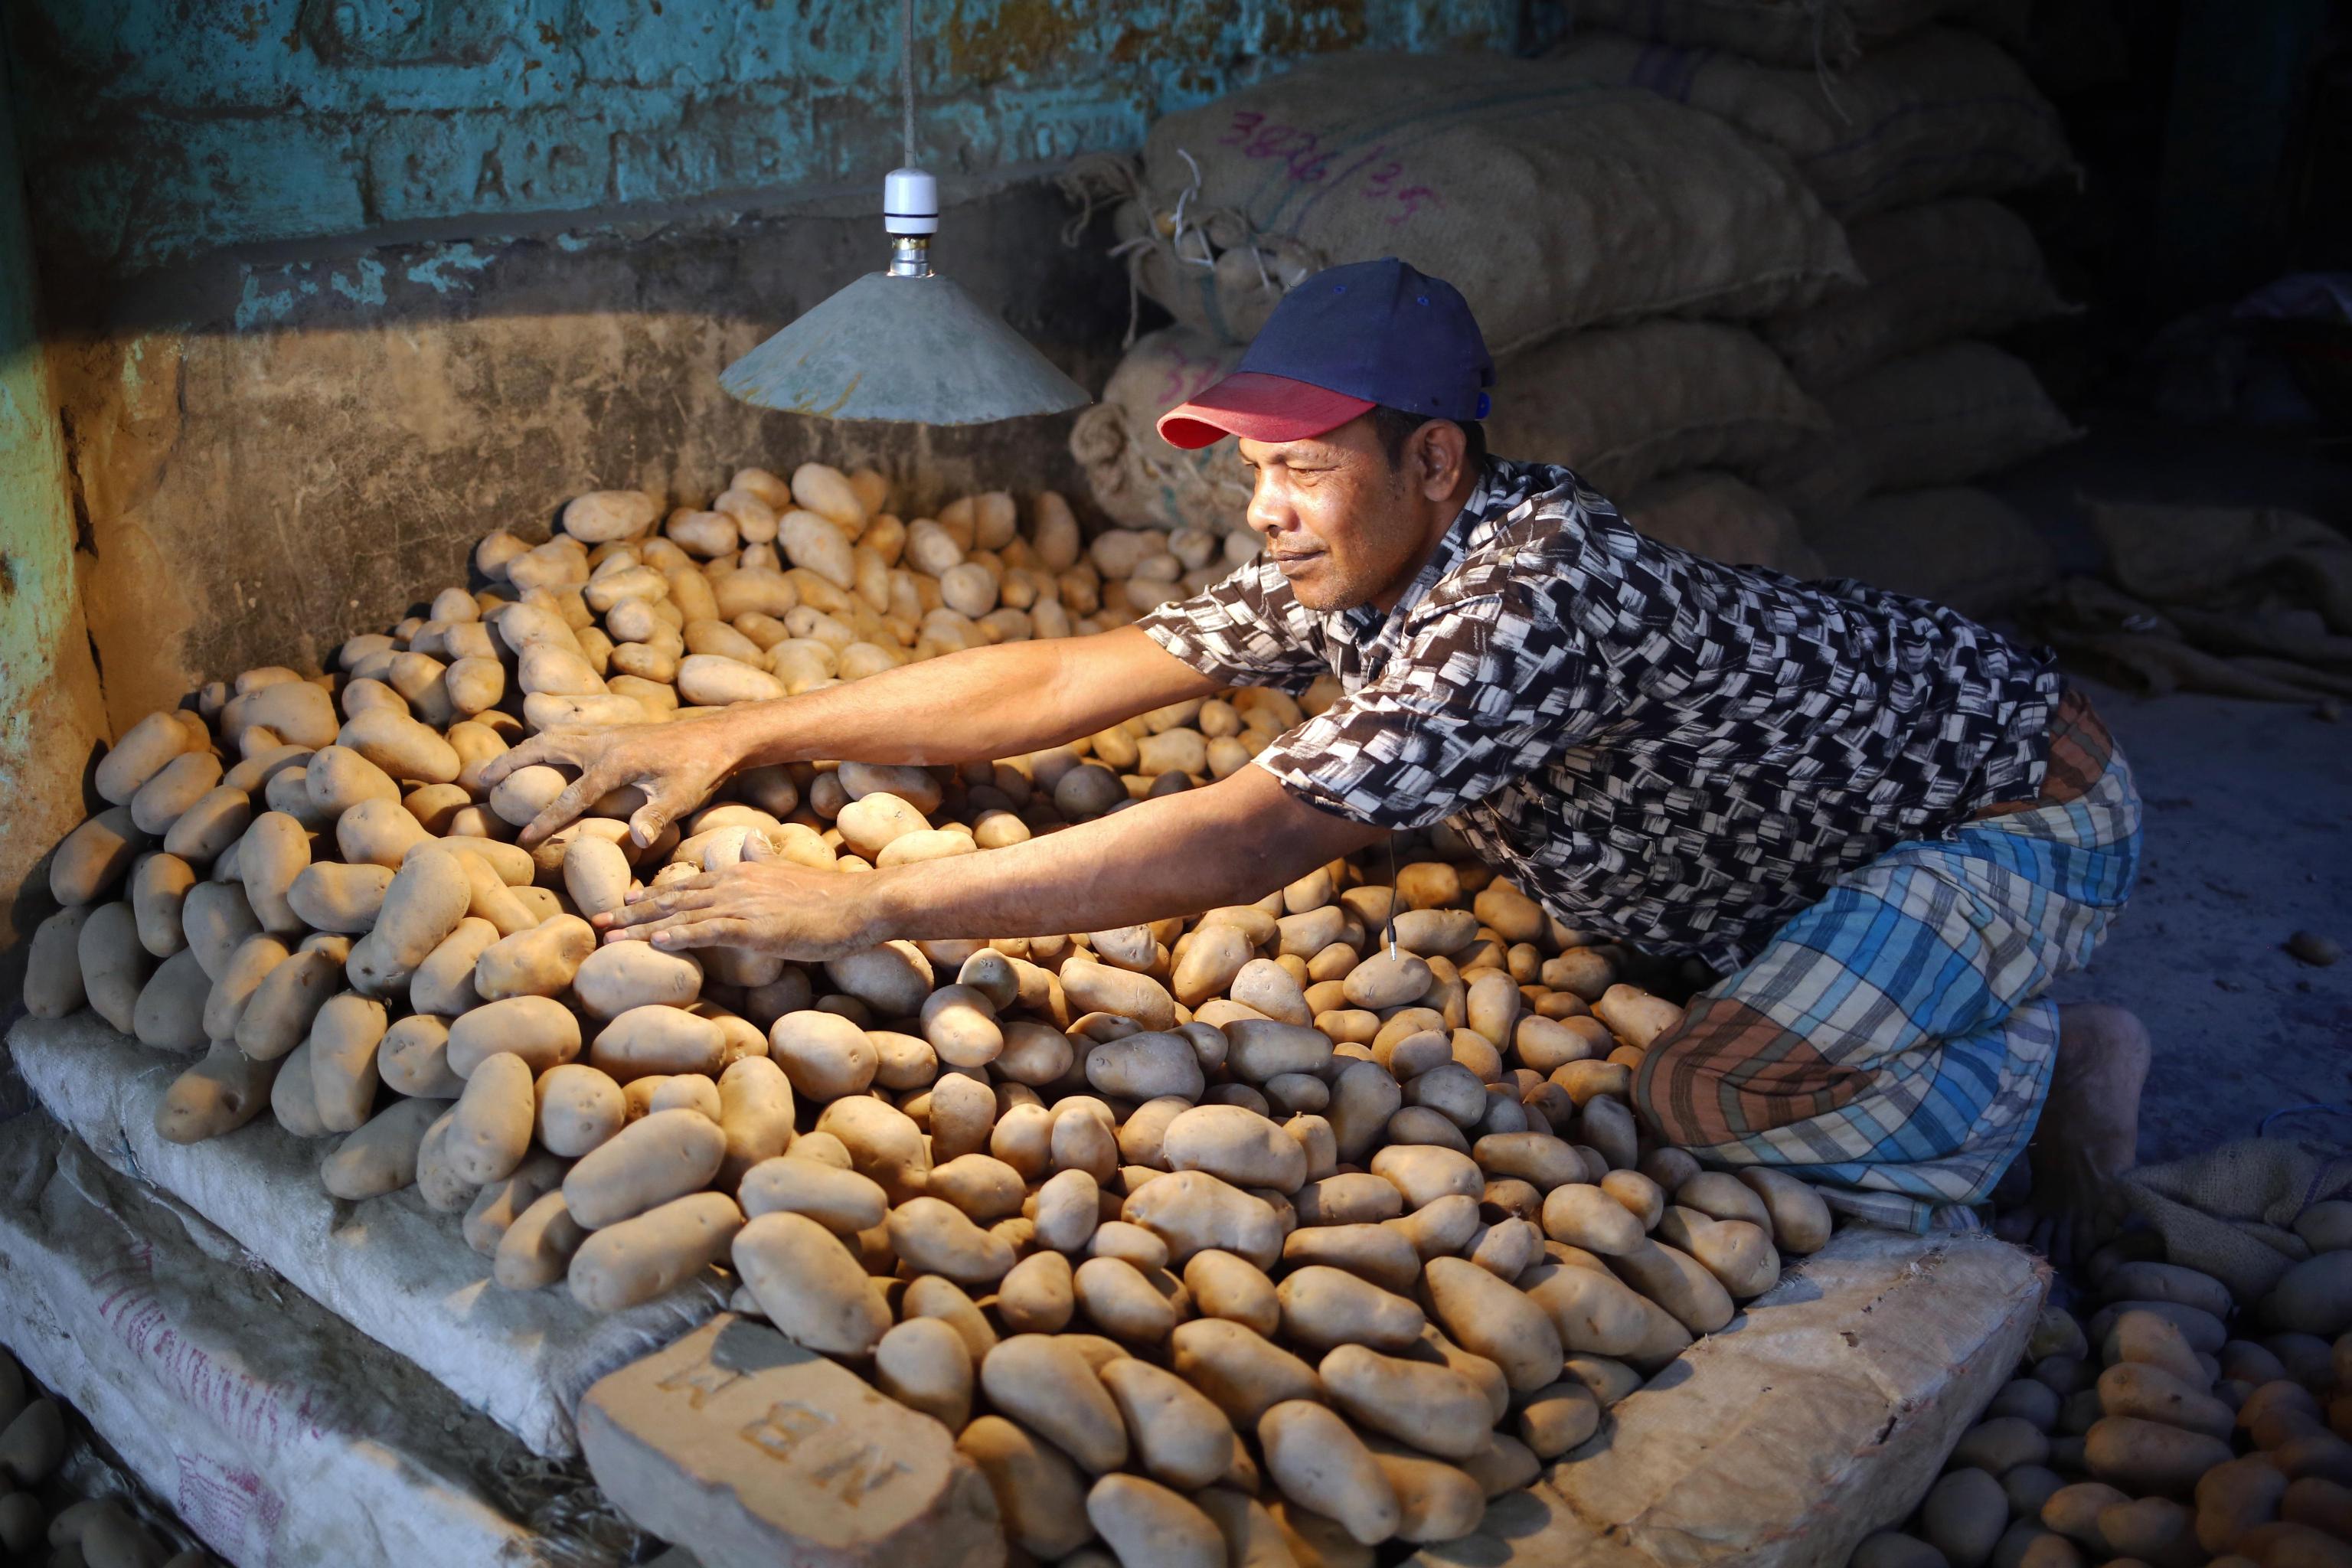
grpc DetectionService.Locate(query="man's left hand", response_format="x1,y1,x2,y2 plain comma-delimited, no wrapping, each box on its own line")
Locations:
597,839,883,960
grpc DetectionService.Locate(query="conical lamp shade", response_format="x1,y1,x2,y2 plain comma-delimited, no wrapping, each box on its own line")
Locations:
721,270,1092,424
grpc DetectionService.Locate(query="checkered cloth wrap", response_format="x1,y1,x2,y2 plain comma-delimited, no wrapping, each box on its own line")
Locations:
1139,459,2064,972
1633,691,2142,1232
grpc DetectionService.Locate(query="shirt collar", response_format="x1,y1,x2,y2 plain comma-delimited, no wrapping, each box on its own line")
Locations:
1334,460,1504,648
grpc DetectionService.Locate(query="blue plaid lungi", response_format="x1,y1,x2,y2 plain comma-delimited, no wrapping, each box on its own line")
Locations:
1632,690,2143,1232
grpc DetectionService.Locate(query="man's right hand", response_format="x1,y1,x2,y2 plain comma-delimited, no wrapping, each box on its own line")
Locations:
479,710,745,849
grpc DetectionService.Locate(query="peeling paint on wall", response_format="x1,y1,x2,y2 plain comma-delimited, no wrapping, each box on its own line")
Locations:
0,74,109,961
6,0,1514,284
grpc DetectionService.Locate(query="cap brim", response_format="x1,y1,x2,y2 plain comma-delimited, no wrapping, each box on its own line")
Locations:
1156,372,1377,450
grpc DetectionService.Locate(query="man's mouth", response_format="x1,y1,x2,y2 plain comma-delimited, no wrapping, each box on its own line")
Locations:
1270,549,1323,573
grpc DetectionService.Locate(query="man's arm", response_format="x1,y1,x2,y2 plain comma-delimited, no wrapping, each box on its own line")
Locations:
487,626,1215,846
599,765,1387,957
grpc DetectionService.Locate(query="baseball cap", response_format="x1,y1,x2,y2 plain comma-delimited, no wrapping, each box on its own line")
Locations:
1156,257,1496,450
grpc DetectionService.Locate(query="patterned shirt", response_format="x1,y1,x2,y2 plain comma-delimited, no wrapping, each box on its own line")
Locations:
1137,459,2063,971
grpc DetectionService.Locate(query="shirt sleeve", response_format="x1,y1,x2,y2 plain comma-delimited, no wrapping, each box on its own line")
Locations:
1134,558,1328,696
1251,583,1595,829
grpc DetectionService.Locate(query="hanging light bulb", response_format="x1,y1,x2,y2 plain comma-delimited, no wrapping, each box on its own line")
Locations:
720,0,1092,425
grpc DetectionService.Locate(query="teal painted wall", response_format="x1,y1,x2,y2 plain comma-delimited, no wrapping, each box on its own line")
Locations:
0,68,108,964
10,0,1514,282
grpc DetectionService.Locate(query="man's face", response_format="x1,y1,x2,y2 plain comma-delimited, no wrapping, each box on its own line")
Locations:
1236,416,1423,612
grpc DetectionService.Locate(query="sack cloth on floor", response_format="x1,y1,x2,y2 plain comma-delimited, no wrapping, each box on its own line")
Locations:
2029,501,2352,704
1071,53,1856,351
1762,198,2074,392
2117,1135,2352,1305
1621,470,1826,576
1550,28,2079,217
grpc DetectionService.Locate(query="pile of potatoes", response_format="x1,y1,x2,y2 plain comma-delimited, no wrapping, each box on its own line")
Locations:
0,1347,211,1568
25,466,1846,1562
1854,1208,2352,1568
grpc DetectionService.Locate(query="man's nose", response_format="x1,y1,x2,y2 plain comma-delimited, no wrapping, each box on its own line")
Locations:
1246,475,1291,537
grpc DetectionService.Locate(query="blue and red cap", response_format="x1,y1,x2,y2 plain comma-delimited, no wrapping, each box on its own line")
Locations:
1157,257,1496,449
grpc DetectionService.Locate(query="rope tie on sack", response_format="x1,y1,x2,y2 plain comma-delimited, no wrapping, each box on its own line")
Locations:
1168,149,1220,271
1808,0,1855,126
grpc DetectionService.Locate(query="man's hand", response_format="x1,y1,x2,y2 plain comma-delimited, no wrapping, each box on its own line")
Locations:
599,837,884,961
479,711,746,850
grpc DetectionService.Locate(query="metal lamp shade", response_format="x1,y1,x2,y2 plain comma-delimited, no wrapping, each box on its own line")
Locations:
720,270,1092,425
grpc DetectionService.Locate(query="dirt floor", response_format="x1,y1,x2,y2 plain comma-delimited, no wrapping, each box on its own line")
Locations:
1991,413,2352,1166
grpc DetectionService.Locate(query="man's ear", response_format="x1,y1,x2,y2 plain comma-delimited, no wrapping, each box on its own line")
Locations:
1415,420,1468,499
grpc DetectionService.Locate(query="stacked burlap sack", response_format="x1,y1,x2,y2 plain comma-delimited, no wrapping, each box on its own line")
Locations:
1063,50,1859,577
1067,12,2089,609
1555,14,2086,615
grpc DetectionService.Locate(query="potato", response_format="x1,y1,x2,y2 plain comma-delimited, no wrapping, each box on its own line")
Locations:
1283,1223,1422,1294
446,1052,537,1185
1656,1207,1779,1298
1125,1169,1284,1270
1736,1168,1833,1254
2088,1416,2234,1495
1542,1182,1648,1255
1166,1105,1310,1193
1609,1239,1736,1334
304,991,386,1132
590,1005,726,1081
490,1191,589,1290
1368,1144,1482,1210
463,1151,570,1256
1000,1250,1078,1333
1089,1474,1225,1568
1922,1466,2009,1568
345,846,471,994
814,1094,931,1204
1101,1355,1240,1490
769,1008,879,1102
1278,1266,1424,1354
286,861,394,933
23,906,93,1018
567,1190,743,1312
319,1096,446,1198
1259,1400,1398,1547
2199,1457,2289,1554
960,1416,1095,1559
130,949,211,1050
1519,1259,1658,1357
1171,1318,1325,1429
155,1043,280,1144
563,1107,726,1227
2268,1255,2352,1338
96,710,202,805
2101,1361,2236,1439
51,806,143,906
1319,1344,1494,1459
447,995,582,1076
982,1335,1129,1473
1061,956,1178,1031
1387,1193,1481,1262
889,1196,1018,1286
129,851,195,957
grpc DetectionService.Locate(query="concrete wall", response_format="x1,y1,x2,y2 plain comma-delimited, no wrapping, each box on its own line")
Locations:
0,74,107,982
11,0,1513,290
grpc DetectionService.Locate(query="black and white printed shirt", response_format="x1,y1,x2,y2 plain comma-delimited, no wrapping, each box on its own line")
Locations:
1137,459,2063,970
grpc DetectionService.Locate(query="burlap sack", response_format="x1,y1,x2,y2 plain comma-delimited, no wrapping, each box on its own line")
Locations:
1834,339,2080,491
2118,1137,2352,1306
1803,485,2056,614
1762,198,2073,391
1557,0,1967,69
1106,52,1857,351
1069,325,1253,534
1550,28,2079,217
1488,318,1831,495
1622,470,1826,575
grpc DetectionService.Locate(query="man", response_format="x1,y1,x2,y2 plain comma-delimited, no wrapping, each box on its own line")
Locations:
485,258,2147,1256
